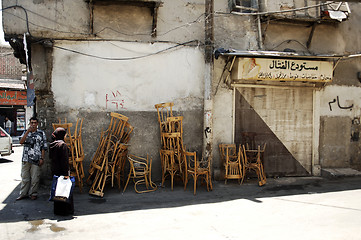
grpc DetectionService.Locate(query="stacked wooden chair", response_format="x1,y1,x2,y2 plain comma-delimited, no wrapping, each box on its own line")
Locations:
219,144,244,184
155,102,185,190
87,112,133,197
155,102,212,194
52,118,85,192
219,140,267,186
241,144,267,186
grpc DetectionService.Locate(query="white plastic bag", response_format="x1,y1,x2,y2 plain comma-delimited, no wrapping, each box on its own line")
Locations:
55,176,72,199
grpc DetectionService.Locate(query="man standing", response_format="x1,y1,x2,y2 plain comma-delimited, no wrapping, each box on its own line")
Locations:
4,116,11,135
16,116,48,201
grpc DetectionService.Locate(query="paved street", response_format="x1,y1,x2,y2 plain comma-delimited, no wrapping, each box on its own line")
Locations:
1,146,361,240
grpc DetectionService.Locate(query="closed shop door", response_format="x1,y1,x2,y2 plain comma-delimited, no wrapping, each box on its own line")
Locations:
235,87,313,176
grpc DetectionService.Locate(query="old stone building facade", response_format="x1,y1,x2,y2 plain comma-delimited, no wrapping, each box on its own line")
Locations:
2,0,361,180
0,46,28,136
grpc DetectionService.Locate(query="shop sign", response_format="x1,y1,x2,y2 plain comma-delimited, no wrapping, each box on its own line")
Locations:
233,58,333,82
0,90,27,105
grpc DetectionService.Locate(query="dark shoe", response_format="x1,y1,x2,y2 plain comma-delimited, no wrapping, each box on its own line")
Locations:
16,195,28,201
30,195,38,200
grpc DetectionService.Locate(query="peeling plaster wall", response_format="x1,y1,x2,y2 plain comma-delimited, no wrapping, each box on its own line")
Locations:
212,0,259,179
2,0,207,180
212,1,361,176
319,85,361,169
212,58,234,179
52,41,205,111
50,41,205,181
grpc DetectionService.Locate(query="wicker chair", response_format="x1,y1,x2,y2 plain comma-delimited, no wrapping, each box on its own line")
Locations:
123,154,157,193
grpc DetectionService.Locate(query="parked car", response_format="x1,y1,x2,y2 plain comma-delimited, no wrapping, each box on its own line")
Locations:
0,126,13,156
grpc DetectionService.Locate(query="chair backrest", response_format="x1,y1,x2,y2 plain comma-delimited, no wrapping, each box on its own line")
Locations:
238,145,245,166
128,154,150,174
242,144,260,165
219,144,237,163
166,116,183,135
155,102,174,133
159,149,177,170
120,122,134,144
183,151,197,173
73,118,84,138
161,132,184,152
241,132,257,150
109,112,129,138
155,102,174,123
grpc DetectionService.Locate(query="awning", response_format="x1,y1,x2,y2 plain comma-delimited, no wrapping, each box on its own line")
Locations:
214,48,361,60
0,79,26,90
214,48,350,89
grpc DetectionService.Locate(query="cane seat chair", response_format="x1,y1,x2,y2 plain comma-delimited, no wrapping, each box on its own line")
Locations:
183,151,212,195
242,144,267,186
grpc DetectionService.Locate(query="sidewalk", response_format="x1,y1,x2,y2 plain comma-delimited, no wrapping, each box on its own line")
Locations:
1,175,361,240
1,146,361,240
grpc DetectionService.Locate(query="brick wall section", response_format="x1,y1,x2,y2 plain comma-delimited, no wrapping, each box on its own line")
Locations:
0,46,25,80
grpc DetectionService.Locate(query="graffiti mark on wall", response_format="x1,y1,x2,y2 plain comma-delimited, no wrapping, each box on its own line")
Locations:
204,127,211,138
328,96,353,111
105,90,126,109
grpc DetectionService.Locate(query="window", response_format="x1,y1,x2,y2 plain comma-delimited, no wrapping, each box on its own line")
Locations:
89,0,161,38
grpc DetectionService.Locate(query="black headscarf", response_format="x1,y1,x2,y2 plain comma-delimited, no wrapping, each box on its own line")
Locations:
49,127,69,176
52,127,67,141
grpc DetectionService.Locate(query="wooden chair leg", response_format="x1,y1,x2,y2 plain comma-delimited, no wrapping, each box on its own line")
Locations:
123,171,132,192
193,175,197,195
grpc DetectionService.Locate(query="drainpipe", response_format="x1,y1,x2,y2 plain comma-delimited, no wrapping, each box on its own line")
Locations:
204,0,214,161
255,0,263,49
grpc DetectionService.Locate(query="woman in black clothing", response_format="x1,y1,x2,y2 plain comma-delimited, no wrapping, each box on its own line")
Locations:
49,127,74,215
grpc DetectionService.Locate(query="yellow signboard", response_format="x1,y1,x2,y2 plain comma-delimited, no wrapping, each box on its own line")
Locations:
232,58,333,82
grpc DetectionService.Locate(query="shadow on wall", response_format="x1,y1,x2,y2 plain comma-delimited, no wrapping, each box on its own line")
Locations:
234,89,309,177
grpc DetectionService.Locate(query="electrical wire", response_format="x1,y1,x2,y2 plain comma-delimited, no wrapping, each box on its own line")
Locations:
53,40,199,61
216,1,336,16
270,39,311,53
2,5,206,39
1,5,31,34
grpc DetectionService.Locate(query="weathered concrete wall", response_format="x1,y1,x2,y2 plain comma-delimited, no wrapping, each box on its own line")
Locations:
2,0,205,42
319,85,361,169
214,0,259,50
211,1,361,176
2,0,208,181
212,58,234,179
2,0,90,38
212,1,260,179
51,41,204,111
47,41,205,180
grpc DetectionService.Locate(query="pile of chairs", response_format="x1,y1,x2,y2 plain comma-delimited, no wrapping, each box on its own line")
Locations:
87,112,134,197
52,118,85,192
219,140,266,186
155,102,212,194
